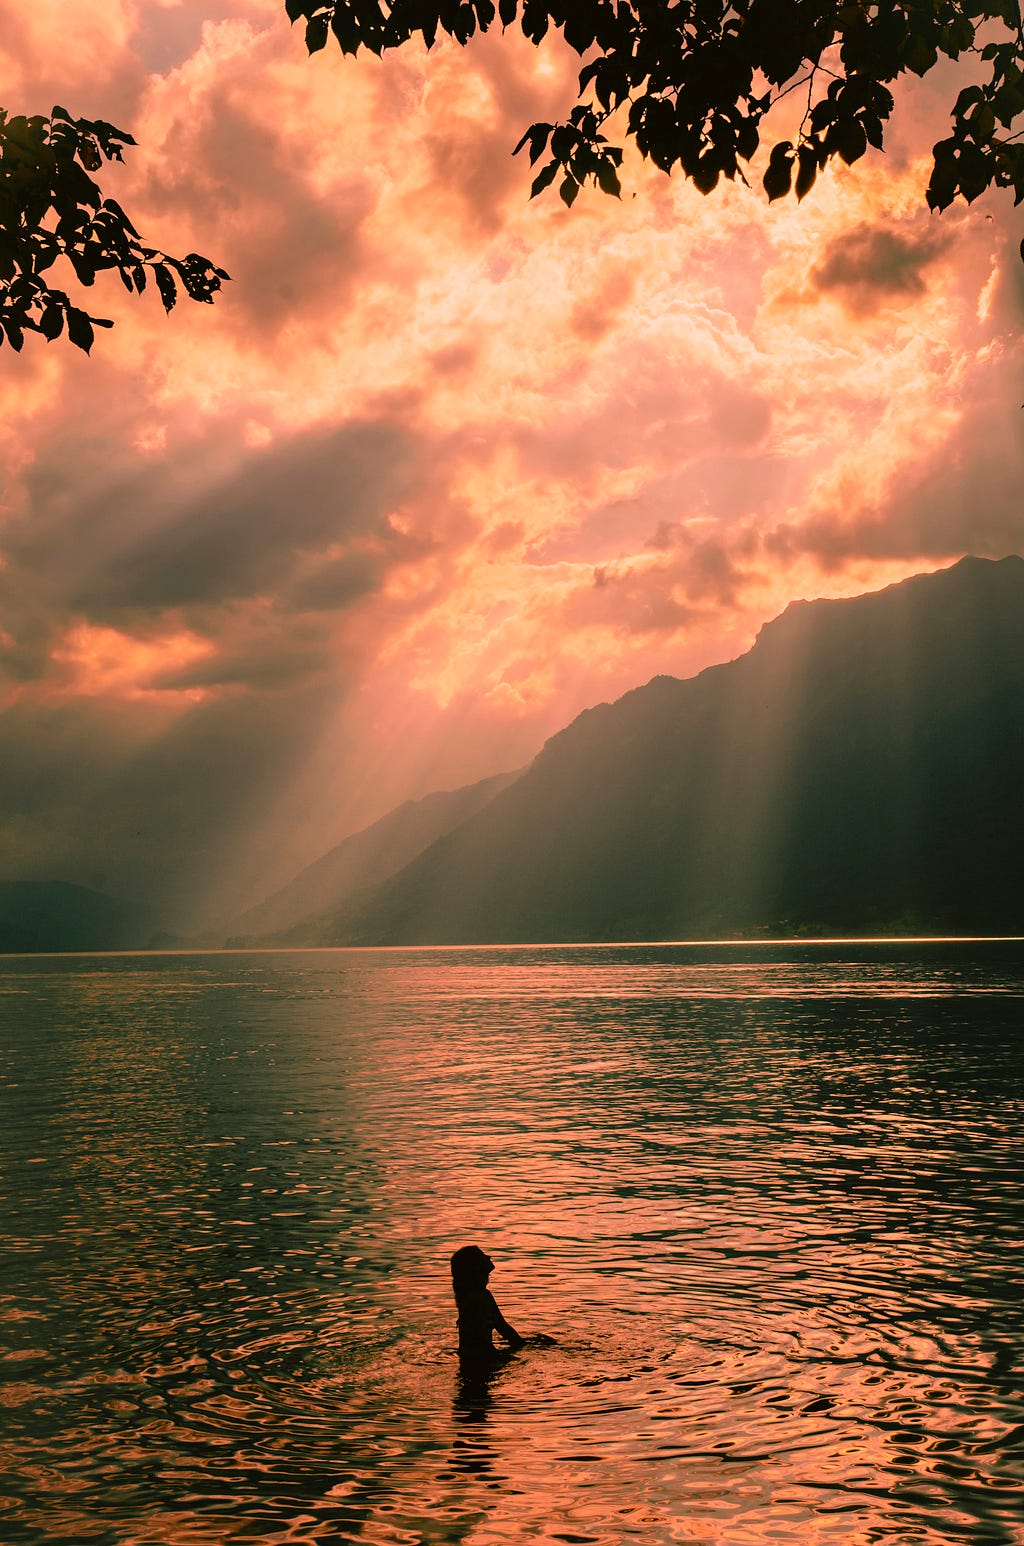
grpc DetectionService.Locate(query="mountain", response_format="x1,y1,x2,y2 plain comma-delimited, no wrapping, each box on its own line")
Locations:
295,556,1024,943
0,881,157,953
222,768,521,943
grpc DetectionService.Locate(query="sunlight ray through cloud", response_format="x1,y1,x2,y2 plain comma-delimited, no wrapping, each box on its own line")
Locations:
0,0,1021,925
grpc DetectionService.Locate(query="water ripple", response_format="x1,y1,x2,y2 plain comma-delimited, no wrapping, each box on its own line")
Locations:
1,942,1023,1544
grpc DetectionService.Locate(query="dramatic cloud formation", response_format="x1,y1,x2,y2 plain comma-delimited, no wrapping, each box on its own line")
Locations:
1,0,1022,928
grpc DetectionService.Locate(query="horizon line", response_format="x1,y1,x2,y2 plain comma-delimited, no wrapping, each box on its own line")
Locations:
3,934,1024,959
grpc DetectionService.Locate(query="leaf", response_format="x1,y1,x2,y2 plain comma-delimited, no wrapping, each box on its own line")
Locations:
559,174,579,206
550,125,574,160
66,308,94,353
795,145,817,200
595,159,621,197
530,160,558,197
101,197,140,237
904,34,937,78
957,143,992,202
39,304,64,340
834,117,867,166
926,178,953,213
763,142,793,201
863,113,885,151
736,115,760,162
563,10,594,53
954,84,986,115
450,4,476,45
306,14,329,51
692,157,720,195
69,251,97,286
942,14,975,55
513,123,551,163
0,236,16,282
521,0,548,44
154,264,177,312
993,81,1024,127
926,142,958,211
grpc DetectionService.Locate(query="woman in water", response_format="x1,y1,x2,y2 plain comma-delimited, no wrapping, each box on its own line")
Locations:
450,1245,525,1359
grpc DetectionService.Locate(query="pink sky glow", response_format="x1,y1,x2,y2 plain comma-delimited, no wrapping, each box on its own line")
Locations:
1,0,1022,924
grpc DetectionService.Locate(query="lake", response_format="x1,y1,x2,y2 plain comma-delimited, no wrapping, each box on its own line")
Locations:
2,943,1023,1545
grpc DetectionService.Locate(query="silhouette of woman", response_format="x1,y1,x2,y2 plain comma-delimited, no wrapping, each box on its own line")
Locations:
450,1246,524,1360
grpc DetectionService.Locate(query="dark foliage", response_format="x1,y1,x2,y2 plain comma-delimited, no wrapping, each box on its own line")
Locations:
286,0,1024,223
6,5,1021,353
0,107,228,352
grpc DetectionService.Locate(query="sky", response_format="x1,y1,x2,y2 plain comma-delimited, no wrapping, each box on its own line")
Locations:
1,0,1022,929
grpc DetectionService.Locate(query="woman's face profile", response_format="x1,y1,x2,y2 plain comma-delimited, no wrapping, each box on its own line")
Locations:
470,1249,494,1283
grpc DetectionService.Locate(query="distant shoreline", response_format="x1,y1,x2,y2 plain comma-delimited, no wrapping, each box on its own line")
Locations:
4,935,1024,959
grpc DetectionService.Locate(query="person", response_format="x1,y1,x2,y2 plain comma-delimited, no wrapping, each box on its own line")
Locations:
450,1245,524,1359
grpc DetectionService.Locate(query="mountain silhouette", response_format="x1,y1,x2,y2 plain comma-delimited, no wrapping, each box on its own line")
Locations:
0,881,156,953
289,555,1024,943
221,769,521,944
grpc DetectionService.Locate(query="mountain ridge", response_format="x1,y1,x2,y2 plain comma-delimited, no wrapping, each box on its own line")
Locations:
220,767,522,944
286,555,1024,945
0,880,158,953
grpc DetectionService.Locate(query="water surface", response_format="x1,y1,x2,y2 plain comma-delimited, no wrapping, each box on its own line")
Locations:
2,943,1023,1544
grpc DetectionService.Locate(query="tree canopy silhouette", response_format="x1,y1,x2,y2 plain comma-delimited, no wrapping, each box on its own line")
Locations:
0,108,227,353
287,0,1024,218
3,2,1022,352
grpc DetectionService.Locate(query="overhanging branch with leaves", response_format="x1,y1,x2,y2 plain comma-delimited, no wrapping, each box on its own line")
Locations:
287,0,1024,218
0,108,228,353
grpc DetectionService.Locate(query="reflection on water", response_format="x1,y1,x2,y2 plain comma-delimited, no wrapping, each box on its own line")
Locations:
1,942,1023,1544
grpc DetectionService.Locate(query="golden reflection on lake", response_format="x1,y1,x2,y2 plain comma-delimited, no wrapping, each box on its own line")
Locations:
1,942,1023,1545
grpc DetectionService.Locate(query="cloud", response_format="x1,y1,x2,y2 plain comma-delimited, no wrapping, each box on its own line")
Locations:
148,614,334,691
2,1,1023,925
811,219,952,314
563,562,696,635
0,0,136,111
136,31,376,331
778,365,1024,568
0,415,435,701
70,420,420,612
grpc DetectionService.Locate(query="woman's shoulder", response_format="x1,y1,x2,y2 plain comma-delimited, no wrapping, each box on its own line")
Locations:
455,1285,491,1309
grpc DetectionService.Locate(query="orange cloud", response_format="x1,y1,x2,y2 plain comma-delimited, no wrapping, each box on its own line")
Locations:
1,1,1022,917
48,620,214,700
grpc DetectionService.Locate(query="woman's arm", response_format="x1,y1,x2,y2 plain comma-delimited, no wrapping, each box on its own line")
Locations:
488,1292,524,1349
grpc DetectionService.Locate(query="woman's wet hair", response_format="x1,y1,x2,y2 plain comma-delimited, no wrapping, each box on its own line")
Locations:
450,1245,491,1294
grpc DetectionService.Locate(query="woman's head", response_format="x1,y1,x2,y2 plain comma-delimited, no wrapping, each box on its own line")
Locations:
450,1244,494,1295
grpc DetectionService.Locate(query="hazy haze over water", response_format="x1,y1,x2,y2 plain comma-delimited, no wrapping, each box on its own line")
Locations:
2,944,1023,1544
